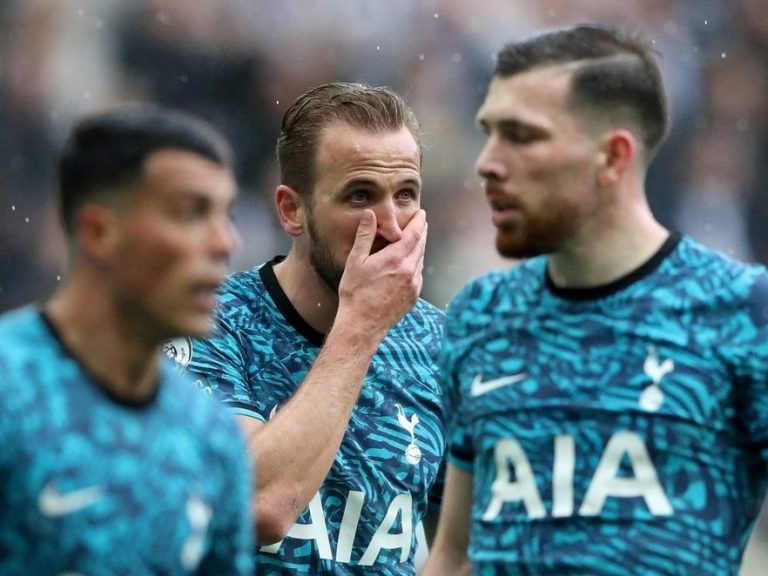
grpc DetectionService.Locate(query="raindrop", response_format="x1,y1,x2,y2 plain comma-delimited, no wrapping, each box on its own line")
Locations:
704,19,708,25
275,100,280,105
24,217,30,223
179,75,189,83
77,9,84,17
83,91,91,101
418,54,425,61
95,18,104,29
451,53,463,63
376,46,381,51
11,205,15,211
56,276,61,282
721,52,727,59
434,13,439,18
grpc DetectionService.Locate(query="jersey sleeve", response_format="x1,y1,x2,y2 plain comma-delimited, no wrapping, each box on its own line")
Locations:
187,316,266,423
440,292,475,472
732,271,768,458
198,414,254,575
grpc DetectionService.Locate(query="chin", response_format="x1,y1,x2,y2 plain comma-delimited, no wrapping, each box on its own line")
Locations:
495,235,528,260
495,230,552,260
166,315,216,341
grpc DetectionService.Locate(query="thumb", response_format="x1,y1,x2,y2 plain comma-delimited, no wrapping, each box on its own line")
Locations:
347,209,376,263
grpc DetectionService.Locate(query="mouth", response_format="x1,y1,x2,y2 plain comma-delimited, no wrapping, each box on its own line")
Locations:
488,198,523,227
370,238,390,255
189,279,224,313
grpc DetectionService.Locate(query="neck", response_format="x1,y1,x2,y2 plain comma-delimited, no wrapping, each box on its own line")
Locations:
44,271,161,403
273,251,339,334
548,192,669,288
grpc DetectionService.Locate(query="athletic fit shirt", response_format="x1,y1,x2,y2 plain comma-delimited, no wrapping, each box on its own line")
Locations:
0,307,253,576
442,234,768,575
180,257,445,575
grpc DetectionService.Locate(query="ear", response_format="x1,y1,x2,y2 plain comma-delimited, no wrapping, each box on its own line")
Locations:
275,184,306,237
596,129,635,188
75,203,121,260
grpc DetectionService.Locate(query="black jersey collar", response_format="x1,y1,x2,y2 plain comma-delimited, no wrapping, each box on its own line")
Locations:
259,256,326,347
545,232,682,301
38,308,161,408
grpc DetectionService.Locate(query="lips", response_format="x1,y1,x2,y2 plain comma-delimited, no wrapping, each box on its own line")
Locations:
488,198,523,228
189,278,224,311
370,238,390,254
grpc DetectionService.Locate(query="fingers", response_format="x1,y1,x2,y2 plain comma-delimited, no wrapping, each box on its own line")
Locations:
401,209,428,263
346,210,377,265
401,209,427,254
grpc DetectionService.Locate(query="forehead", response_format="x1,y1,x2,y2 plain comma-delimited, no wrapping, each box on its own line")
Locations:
477,67,574,128
138,148,236,199
315,122,421,179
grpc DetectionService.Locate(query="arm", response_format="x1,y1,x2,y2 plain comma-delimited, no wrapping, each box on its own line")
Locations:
421,463,473,576
245,209,428,544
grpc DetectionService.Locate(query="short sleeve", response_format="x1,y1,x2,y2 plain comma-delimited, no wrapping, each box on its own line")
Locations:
187,317,266,423
440,296,475,472
733,272,768,458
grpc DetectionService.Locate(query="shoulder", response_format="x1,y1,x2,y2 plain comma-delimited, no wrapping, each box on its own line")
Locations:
448,258,544,317
157,363,247,469
215,267,267,319
671,237,768,305
0,307,49,366
389,298,446,344
410,298,446,325
160,361,242,433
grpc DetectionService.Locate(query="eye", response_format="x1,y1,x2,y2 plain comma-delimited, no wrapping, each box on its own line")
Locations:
501,124,541,144
172,197,209,221
348,190,369,203
396,189,417,202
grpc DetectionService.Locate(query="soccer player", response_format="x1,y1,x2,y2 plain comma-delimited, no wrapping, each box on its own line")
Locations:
423,24,768,576
0,105,253,574
171,82,445,574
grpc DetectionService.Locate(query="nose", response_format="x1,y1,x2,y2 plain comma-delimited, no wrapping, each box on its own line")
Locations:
475,135,507,184
210,216,240,259
374,200,404,243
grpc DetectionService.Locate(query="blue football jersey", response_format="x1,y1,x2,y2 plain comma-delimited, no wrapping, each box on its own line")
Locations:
0,307,253,576
182,257,446,575
442,235,768,575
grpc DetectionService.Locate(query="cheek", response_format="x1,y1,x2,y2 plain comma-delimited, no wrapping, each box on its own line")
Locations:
395,206,420,229
120,233,190,291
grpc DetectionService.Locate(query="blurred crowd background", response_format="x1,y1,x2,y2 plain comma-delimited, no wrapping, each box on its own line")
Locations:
1,1,767,571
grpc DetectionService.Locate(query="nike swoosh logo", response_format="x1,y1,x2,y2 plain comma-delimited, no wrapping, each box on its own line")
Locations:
470,373,527,397
38,482,104,517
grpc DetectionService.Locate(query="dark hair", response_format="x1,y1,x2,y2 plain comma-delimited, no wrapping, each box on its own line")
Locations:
276,82,421,196
58,104,232,233
495,24,669,157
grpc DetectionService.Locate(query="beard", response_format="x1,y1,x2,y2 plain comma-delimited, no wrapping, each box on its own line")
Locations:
306,211,346,293
495,202,579,259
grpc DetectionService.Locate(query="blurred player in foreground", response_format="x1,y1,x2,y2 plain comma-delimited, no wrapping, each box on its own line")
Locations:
0,105,253,574
424,24,768,576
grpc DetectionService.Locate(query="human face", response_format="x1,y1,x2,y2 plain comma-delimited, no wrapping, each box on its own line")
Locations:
304,122,421,291
109,149,239,339
475,67,603,259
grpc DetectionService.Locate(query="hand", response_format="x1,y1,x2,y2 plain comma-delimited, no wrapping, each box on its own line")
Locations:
335,209,427,339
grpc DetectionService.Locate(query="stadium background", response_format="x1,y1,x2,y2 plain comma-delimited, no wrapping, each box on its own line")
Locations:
1,1,766,571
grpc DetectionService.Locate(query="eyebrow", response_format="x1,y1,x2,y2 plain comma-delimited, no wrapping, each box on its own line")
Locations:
342,176,421,190
477,117,528,131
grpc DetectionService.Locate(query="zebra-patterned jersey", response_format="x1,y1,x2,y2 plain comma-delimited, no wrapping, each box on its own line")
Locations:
0,307,253,576
442,234,768,575
178,256,445,575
